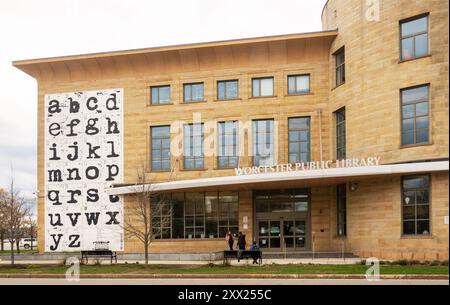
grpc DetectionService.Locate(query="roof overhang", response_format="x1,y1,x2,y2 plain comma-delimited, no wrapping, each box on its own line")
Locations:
106,161,449,196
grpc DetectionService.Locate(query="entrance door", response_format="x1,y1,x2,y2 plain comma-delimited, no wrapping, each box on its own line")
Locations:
257,218,307,251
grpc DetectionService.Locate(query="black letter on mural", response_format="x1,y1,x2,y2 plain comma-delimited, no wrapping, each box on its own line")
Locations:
67,141,79,161
48,213,63,226
85,166,100,180
106,93,119,111
106,117,120,134
86,97,99,112
67,190,82,204
87,189,99,203
106,141,119,158
85,118,100,135
106,164,119,181
87,142,101,159
66,119,80,137
49,234,63,251
67,168,81,181
49,143,61,160
48,169,62,182
66,213,81,226
47,190,61,206
85,212,101,225
109,195,120,203
68,235,81,248
48,123,62,137
48,100,62,114
68,97,80,113
105,211,120,225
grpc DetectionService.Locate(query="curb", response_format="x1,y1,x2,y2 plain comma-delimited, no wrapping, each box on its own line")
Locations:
0,274,448,280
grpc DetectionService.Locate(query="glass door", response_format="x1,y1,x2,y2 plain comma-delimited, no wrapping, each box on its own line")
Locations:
257,220,281,250
283,220,306,249
258,219,307,251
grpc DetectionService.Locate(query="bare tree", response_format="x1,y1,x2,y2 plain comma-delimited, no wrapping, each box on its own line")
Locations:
122,164,172,265
0,176,31,265
0,188,7,252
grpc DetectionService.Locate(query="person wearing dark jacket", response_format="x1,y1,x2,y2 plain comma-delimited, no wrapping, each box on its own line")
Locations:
225,231,234,251
237,232,246,250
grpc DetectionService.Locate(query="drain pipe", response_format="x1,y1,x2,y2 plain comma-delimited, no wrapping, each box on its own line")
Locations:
317,109,323,162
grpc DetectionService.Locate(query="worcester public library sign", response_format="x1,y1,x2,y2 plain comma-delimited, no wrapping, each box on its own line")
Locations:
234,157,381,176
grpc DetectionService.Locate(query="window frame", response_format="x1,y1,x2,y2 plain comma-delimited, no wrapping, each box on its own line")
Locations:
252,119,275,166
150,85,171,105
183,82,205,103
251,77,274,98
287,74,311,95
335,107,346,160
217,79,239,100
183,123,205,170
287,116,311,164
150,125,171,172
401,174,432,237
400,84,431,148
334,47,345,87
399,13,430,62
217,120,239,169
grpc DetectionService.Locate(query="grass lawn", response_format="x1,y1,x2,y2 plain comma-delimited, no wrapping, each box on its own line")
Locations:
0,263,448,275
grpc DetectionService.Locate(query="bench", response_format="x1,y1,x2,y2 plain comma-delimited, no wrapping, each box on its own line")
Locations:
80,241,117,264
223,250,262,265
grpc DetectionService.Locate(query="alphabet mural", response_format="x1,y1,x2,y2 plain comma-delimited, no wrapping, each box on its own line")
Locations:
44,89,124,252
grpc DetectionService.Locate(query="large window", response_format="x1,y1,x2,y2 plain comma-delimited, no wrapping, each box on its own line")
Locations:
401,85,429,146
151,85,170,105
150,126,171,171
255,189,309,213
252,119,274,166
402,175,430,236
288,117,310,164
288,75,310,94
152,192,239,239
337,184,347,237
335,48,345,86
217,80,238,100
400,15,429,61
217,121,239,168
335,108,346,160
184,123,204,169
252,77,274,97
184,83,204,102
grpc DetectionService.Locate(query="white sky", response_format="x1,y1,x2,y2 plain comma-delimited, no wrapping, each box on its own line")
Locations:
0,0,327,202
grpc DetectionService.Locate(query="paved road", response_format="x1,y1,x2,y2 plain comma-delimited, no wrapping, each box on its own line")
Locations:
0,278,448,285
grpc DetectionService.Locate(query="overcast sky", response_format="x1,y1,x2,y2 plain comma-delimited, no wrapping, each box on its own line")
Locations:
0,0,327,201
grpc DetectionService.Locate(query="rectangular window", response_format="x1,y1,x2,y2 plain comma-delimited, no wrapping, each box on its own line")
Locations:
217,121,239,168
402,175,430,236
288,75,310,94
184,123,204,169
288,117,310,164
401,85,430,146
335,108,346,160
152,192,239,239
400,15,429,61
253,119,274,166
335,48,345,86
217,80,238,100
337,184,347,237
150,85,171,105
150,126,171,171
252,77,274,97
183,83,204,102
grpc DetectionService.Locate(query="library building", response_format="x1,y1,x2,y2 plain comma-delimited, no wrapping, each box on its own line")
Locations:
14,0,448,260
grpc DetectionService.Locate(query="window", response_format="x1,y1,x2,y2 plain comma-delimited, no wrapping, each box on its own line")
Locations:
183,83,204,102
402,175,430,236
184,123,204,169
152,192,239,239
217,80,238,100
335,48,345,86
150,85,170,105
288,117,310,164
335,108,346,160
252,77,274,97
150,126,171,171
401,85,430,146
288,75,310,94
217,121,239,168
337,184,347,237
255,189,309,213
400,15,429,61
253,119,274,166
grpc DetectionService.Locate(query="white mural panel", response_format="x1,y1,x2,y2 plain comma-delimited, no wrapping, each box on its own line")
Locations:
44,89,124,252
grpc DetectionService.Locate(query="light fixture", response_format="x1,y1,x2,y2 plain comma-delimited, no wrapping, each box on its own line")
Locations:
349,182,359,191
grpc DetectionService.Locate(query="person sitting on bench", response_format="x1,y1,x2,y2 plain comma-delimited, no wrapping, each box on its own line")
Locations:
249,241,260,264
